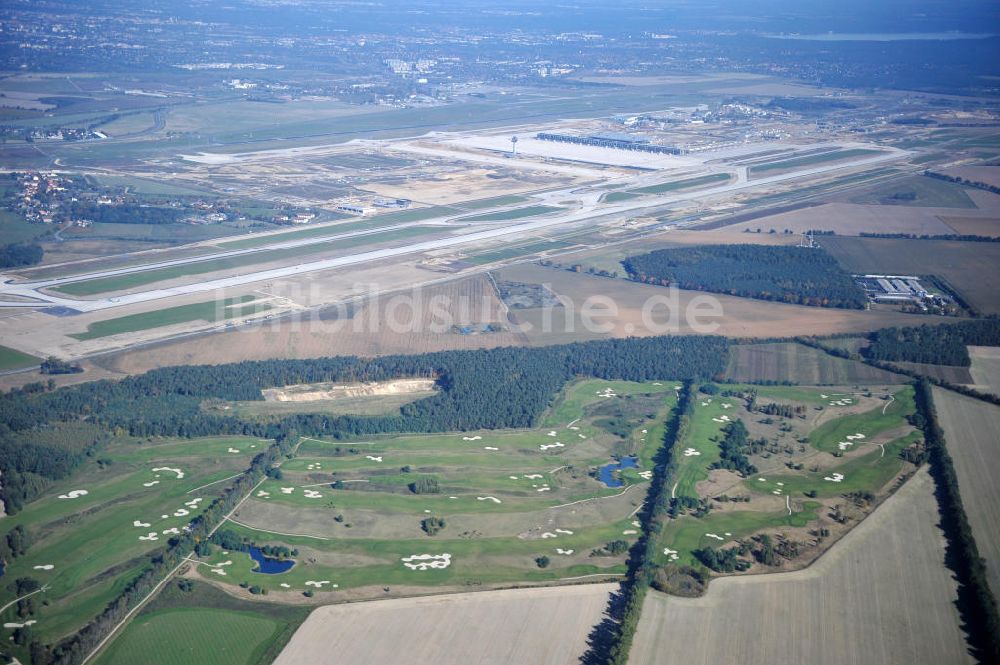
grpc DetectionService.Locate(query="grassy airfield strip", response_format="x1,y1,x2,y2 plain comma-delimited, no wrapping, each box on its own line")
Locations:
0,436,268,647
51,225,445,297
656,384,920,570
0,344,40,371
188,379,680,596
70,296,271,341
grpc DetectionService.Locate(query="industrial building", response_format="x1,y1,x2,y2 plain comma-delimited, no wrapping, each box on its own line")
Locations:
855,274,929,303
536,132,682,155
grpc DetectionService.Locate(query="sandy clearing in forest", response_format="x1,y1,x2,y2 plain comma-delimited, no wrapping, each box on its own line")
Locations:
273,583,615,665
629,468,972,665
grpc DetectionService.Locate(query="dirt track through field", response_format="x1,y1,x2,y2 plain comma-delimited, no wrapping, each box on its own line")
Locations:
932,388,1000,593
272,583,615,665
629,468,971,665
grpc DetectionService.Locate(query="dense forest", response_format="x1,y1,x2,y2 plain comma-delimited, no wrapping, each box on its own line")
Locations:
866,319,1000,366
622,244,866,309
0,335,729,514
0,242,43,268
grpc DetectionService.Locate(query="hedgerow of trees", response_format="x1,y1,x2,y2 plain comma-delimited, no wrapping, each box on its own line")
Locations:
622,244,866,309
865,319,1000,366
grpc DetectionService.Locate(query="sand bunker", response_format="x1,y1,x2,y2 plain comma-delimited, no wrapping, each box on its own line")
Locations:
185,498,203,508
143,481,160,487
623,529,638,535
153,467,185,479
537,487,551,492
173,508,190,517
663,547,679,561
32,564,54,570
462,435,483,441
556,548,575,555
211,568,227,575
683,447,701,457
280,583,291,588
556,528,574,534
133,520,151,527
306,463,322,470
597,387,618,398
402,553,452,570
484,446,499,450
305,580,333,587
303,489,323,498
139,532,159,542
542,532,558,539
162,527,180,535
524,473,543,480
705,533,725,541
281,487,295,494
638,470,653,480
547,431,557,437
228,447,241,453
365,455,383,462
4,621,37,628
58,490,88,499
824,473,845,483
539,442,564,451
477,496,502,504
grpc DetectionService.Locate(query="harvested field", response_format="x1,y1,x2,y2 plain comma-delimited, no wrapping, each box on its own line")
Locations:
822,236,1000,314
890,361,973,384
726,202,957,236
725,343,903,384
941,165,1000,188
97,274,527,375
939,216,1000,237
501,264,926,342
932,388,1000,593
968,346,1000,395
630,469,972,665
273,583,615,665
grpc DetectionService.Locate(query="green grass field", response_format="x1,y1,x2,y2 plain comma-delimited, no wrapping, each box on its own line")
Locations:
98,609,281,665
628,173,731,196
466,239,573,265
807,386,915,454
70,296,270,340
216,216,411,250
458,205,561,223
849,174,977,208
0,344,40,370
0,208,49,244
53,225,445,296
749,148,882,177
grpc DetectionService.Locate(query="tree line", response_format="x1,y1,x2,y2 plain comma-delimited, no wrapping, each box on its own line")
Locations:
865,319,1000,367
913,380,999,663
622,244,866,309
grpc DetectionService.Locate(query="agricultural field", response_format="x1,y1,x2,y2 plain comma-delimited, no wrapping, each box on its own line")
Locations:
96,582,310,665
724,342,904,384
655,383,920,573
273,583,614,665
187,379,679,599
931,388,1000,593
822,236,1000,314
968,346,1000,396
849,174,978,208
0,435,268,649
631,469,972,665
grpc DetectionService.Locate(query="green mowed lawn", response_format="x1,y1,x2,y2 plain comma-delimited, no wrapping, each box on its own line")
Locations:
808,386,915,454
97,608,282,665
0,436,264,644
658,503,821,568
748,431,920,498
70,296,270,340
671,392,740,499
749,148,882,176
0,344,40,370
542,379,679,428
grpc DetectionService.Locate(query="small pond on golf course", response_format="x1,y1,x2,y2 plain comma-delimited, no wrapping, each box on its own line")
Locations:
248,546,295,574
598,456,638,488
